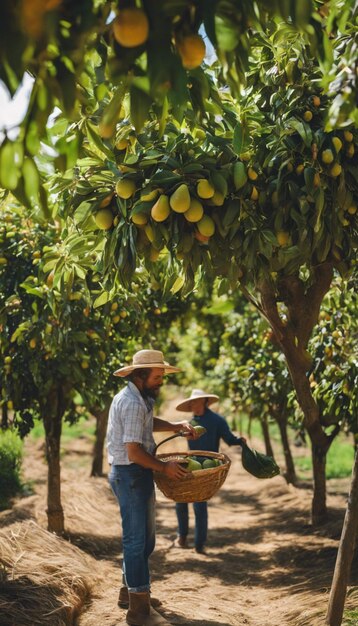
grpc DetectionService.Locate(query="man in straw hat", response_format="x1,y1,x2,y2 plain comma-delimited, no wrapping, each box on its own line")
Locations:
107,349,197,626
174,388,245,555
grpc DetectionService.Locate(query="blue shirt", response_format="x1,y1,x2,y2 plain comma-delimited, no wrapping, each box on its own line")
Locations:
188,408,242,453
106,381,156,465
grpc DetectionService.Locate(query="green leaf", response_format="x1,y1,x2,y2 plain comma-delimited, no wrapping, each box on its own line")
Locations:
0,143,20,190
130,86,152,133
93,291,112,308
233,121,250,155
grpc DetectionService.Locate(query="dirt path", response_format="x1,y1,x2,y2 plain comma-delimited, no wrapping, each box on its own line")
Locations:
2,404,357,626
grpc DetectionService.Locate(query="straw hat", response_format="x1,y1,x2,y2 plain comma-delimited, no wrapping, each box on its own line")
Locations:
114,349,181,377
175,388,219,412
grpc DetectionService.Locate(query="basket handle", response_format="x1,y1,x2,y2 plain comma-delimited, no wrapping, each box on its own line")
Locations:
154,431,187,455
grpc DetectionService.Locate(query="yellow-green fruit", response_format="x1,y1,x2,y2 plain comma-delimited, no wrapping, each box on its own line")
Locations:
115,138,129,150
113,216,119,227
313,173,321,187
141,189,158,202
4,356,12,364
81,361,89,369
332,137,343,153
303,110,313,122
197,179,215,199
29,338,37,349
177,34,206,70
347,204,357,215
202,459,217,469
194,425,207,436
112,8,149,48
344,130,353,142
247,167,258,181
233,161,247,189
99,121,115,139
99,350,106,362
346,144,355,158
312,95,321,107
170,184,191,213
197,215,215,237
276,231,290,246
132,212,148,225
116,179,136,199
0,257,8,266
296,164,304,175
95,209,114,230
144,224,155,243
151,195,171,221
322,149,334,164
184,198,204,222
187,458,202,471
211,191,225,206
250,186,259,201
330,163,342,177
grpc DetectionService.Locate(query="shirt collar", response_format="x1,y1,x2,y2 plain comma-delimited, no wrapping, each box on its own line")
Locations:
127,381,155,411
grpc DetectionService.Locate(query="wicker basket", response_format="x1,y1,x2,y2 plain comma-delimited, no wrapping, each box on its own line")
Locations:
153,450,231,503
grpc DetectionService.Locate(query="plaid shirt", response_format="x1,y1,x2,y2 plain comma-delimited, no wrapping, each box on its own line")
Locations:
106,381,156,465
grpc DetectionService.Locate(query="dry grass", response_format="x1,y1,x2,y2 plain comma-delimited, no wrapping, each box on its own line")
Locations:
0,520,101,626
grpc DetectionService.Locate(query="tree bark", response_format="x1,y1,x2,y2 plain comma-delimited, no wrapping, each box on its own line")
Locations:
275,411,297,485
260,416,274,458
325,450,358,626
42,387,66,534
258,266,336,524
90,403,110,477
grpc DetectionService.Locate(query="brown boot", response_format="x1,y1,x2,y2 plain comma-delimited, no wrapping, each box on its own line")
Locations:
126,592,171,626
118,586,162,609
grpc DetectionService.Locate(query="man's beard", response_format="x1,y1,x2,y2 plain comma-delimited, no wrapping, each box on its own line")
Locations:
143,385,160,400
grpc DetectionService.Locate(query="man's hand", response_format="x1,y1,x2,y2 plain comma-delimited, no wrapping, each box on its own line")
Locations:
175,420,198,439
163,461,188,480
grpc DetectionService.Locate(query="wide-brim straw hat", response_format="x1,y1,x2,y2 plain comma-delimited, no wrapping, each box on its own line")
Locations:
114,349,181,377
176,388,219,412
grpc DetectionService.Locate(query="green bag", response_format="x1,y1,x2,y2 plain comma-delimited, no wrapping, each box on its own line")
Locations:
241,442,280,479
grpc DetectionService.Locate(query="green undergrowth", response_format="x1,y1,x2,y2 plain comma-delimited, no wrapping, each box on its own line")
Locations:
343,608,358,625
0,429,23,509
30,415,96,444
295,434,355,479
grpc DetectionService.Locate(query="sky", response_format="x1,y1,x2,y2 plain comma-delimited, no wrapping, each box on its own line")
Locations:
0,74,34,139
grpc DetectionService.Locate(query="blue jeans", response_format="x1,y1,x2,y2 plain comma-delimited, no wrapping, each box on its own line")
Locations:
175,501,208,548
109,464,155,592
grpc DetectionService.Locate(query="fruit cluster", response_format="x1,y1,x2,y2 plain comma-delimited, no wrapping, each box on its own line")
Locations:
186,456,223,471
111,7,206,70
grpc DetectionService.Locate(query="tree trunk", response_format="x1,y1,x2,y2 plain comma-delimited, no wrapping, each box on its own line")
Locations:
90,403,110,477
276,413,297,485
42,388,66,534
311,443,328,525
257,267,335,523
1,403,8,430
325,450,358,626
260,416,274,458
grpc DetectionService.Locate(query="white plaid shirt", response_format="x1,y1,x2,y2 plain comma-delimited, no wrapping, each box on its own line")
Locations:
106,381,156,465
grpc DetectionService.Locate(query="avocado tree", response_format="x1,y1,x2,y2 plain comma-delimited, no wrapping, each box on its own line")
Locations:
41,13,357,525
0,198,148,532
2,0,349,214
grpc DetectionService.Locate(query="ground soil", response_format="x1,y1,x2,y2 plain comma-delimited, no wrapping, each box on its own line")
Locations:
1,400,357,626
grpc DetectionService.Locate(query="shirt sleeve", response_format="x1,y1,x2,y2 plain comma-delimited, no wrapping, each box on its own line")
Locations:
122,400,146,444
217,415,243,446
